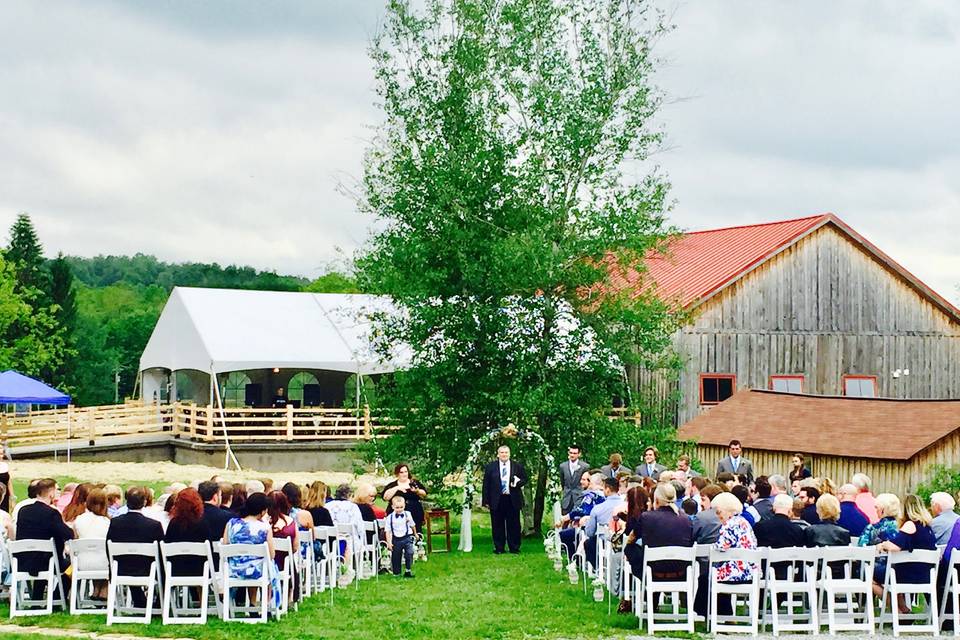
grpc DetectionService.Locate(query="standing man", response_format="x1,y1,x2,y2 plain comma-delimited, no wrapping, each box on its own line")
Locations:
635,446,667,481
482,445,527,554
559,445,590,515
600,453,628,479
715,439,754,485
676,454,700,478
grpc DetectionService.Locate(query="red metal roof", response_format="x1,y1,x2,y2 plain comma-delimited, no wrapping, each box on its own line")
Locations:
607,213,960,322
617,214,828,308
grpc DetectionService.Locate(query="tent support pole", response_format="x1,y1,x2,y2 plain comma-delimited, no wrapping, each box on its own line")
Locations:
212,369,241,471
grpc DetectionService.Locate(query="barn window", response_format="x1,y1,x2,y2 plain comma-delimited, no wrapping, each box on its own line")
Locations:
700,374,736,405
843,375,877,397
770,375,804,393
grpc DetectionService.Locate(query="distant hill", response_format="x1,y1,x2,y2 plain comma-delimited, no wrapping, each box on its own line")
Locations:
65,253,309,291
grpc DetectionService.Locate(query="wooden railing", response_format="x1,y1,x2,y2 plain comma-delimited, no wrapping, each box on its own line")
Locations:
0,401,396,448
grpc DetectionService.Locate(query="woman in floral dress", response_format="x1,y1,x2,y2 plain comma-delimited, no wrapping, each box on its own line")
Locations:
222,492,281,613
694,491,758,618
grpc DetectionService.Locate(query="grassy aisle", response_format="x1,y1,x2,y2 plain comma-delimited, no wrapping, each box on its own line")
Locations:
1,528,647,640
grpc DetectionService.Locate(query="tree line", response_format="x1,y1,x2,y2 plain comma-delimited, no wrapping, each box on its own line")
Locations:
0,213,358,406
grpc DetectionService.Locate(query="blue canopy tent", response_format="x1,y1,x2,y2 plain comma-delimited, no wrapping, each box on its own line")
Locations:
0,370,71,405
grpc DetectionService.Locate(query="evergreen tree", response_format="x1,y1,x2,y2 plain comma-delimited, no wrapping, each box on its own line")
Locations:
6,213,51,304
50,252,78,331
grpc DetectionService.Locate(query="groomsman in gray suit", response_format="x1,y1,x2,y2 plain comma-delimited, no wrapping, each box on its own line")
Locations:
635,446,667,481
559,445,590,514
715,439,754,485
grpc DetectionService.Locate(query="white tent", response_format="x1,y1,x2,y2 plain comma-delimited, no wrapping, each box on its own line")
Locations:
139,287,404,402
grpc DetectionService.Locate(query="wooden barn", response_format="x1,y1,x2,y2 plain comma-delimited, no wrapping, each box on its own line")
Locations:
677,389,960,496
618,213,960,426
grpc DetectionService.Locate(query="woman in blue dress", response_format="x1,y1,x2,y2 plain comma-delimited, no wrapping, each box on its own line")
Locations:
222,492,282,613
876,494,937,614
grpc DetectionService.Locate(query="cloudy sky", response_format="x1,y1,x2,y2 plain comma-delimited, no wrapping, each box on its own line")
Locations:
2,1,958,300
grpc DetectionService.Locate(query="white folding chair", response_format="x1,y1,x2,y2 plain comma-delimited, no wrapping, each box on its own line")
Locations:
219,542,271,623
106,540,162,625
334,523,359,589
709,547,763,635
817,545,875,634
208,541,225,615
880,549,940,636
66,538,109,615
641,545,697,634
8,538,66,617
273,537,294,616
159,541,212,624
762,546,819,635
359,520,379,580
298,528,314,598
940,549,960,635
313,525,337,601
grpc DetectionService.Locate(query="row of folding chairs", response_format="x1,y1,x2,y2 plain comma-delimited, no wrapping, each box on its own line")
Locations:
570,534,960,637
6,522,376,625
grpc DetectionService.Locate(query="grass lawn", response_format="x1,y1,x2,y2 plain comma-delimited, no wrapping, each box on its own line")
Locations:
3,475,664,640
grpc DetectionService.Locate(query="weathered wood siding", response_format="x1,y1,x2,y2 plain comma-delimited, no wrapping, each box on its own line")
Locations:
907,429,960,493
675,225,960,424
693,444,912,496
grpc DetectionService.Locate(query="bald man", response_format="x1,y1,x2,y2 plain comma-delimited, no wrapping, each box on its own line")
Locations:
837,483,869,537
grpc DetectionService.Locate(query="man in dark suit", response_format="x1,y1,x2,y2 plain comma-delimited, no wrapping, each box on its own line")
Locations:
715,439,754,484
752,476,775,521
558,445,590,514
106,486,163,608
15,477,73,599
754,494,805,548
798,486,822,525
198,480,233,541
634,446,667,481
600,453,629,479
634,483,693,576
482,445,527,554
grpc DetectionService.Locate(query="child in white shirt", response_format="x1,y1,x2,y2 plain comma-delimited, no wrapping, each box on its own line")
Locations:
384,495,417,577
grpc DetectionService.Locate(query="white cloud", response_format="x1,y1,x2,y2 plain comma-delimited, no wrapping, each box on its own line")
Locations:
0,0,957,302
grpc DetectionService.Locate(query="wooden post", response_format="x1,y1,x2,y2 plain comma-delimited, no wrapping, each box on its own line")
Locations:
87,409,96,445
189,404,197,440
1,411,7,448
363,404,371,439
633,409,641,428
286,404,294,441
206,405,214,442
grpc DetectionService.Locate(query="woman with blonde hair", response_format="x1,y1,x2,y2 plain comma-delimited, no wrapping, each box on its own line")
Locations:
304,481,333,526
876,494,936,612
803,494,850,547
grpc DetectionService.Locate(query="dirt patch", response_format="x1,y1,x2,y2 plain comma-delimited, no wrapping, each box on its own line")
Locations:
7,459,389,490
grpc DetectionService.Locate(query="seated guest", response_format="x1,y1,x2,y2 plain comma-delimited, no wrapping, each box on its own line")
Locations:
62,483,93,529
751,476,774,522
693,491,758,618
163,488,211,577
106,486,164,608
857,493,901,546
199,480,233,542
621,486,651,580
12,479,43,526
754,494,804,548
104,484,124,518
582,478,623,570
730,484,759,527
837,483,870,537
219,482,234,512
559,472,604,560
686,477,707,513
73,488,111,599
0,484,14,540
852,473,879,524
355,482,385,521
327,484,365,575
930,492,960,545
260,478,274,493
56,482,78,512
692,484,725,544
231,483,247,516
245,479,266,495
716,472,737,489
616,471,631,496
223,493,281,611
281,482,316,533
876,494,937,614
682,499,698,518
15,478,74,594
804,494,851,547
267,491,299,601
798,486,821,525
791,499,810,529
305,481,334,527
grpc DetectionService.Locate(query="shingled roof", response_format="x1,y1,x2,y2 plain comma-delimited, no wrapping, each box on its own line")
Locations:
608,213,960,323
677,389,960,461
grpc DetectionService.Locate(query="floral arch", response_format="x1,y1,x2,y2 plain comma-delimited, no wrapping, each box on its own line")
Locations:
458,424,563,552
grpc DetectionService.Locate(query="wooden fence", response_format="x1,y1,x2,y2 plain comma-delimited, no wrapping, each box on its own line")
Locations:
0,401,394,448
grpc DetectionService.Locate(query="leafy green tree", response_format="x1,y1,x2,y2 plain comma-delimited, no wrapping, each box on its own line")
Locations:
304,271,360,293
0,253,67,379
49,253,78,331
358,0,683,531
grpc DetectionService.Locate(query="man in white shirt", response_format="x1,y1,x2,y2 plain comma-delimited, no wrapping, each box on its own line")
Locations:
482,445,527,554
559,445,590,514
